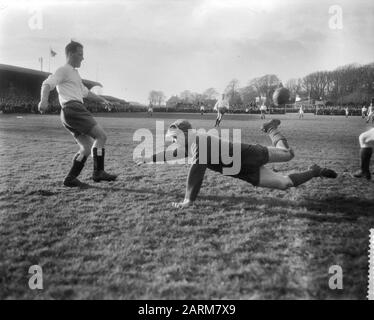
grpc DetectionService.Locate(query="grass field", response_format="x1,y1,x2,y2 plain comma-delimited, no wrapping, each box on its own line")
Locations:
0,112,373,300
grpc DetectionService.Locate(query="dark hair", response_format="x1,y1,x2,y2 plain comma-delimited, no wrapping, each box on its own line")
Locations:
65,41,83,56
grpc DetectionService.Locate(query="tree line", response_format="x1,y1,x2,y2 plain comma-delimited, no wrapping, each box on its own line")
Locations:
148,62,374,109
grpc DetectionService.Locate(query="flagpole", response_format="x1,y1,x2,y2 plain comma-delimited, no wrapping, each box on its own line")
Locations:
39,57,43,71
48,46,51,73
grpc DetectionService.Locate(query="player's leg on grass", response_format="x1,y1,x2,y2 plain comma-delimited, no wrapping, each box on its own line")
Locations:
366,112,373,123
214,112,219,127
217,112,222,127
354,128,374,180
87,124,117,182
215,111,222,127
63,134,93,187
257,166,293,190
261,119,294,163
258,164,337,190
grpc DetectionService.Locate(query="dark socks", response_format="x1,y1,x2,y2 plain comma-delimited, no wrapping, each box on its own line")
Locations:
268,129,290,149
92,148,117,182
66,153,87,178
93,147,105,172
360,147,372,173
288,169,317,187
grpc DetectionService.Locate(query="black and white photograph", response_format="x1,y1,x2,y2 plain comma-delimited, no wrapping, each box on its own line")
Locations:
0,0,374,303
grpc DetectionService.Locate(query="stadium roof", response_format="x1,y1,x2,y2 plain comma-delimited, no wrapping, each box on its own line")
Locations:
0,63,102,89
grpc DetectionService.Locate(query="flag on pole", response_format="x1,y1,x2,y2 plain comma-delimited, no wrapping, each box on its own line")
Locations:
38,57,43,71
295,94,301,102
50,49,57,57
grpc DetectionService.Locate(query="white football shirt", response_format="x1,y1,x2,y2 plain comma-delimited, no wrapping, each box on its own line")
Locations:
43,64,89,107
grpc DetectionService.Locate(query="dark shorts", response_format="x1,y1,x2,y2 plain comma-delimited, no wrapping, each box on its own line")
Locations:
60,101,97,138
218,107,227,115
234,144,269,186
207,143,269,187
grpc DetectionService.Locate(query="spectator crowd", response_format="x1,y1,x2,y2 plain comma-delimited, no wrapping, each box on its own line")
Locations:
0,89,137,114
0,89,368,116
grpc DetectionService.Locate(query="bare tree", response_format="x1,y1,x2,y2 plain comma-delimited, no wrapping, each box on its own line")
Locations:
239,85,258,105
148,90,166,106
225,79,240,99
299,63,374,105
285,78,302,101
148,90,158,105
156,91,166,106
250,74,280,105
179,90,195,103
202,88,219,100
166,95,180,109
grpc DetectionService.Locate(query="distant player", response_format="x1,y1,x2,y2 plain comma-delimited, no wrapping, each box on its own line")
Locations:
299,105,304,119
362,105,368,119
148,103,153,117
135,119,337,208
344,107,349,118
38,40,117,187
259,103,267,119
214,94,229,127
200,104,205,116
353,127,374,180
366,101,374,123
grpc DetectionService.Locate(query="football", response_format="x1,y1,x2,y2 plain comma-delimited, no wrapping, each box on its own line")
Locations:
272,87,290,106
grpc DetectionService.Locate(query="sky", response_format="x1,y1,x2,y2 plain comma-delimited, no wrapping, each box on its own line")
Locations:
0,0,373,103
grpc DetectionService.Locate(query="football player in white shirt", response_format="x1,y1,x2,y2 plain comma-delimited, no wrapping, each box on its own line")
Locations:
200,103,205,116
38,41,117,187
366,101,374,123
259,103,267,119
214,94,230,127
299,105,304,119
344,107,349,118
354,126,374,180
148,103,153,117
362,105,367,119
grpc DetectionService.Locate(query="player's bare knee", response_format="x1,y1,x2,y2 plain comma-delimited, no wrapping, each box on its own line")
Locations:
279,148,294,161
80,146,91,157
96,132,107,145
284,149,294,161
277,177,293,190
278,181,290,190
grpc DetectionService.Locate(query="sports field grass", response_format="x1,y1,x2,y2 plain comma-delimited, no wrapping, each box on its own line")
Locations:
0,112,373,299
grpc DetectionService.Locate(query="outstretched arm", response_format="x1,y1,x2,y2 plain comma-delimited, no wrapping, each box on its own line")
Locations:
172,163,207,208
86,91,108,103
85,91,113,110
134,144,185,165
38,84,51,113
